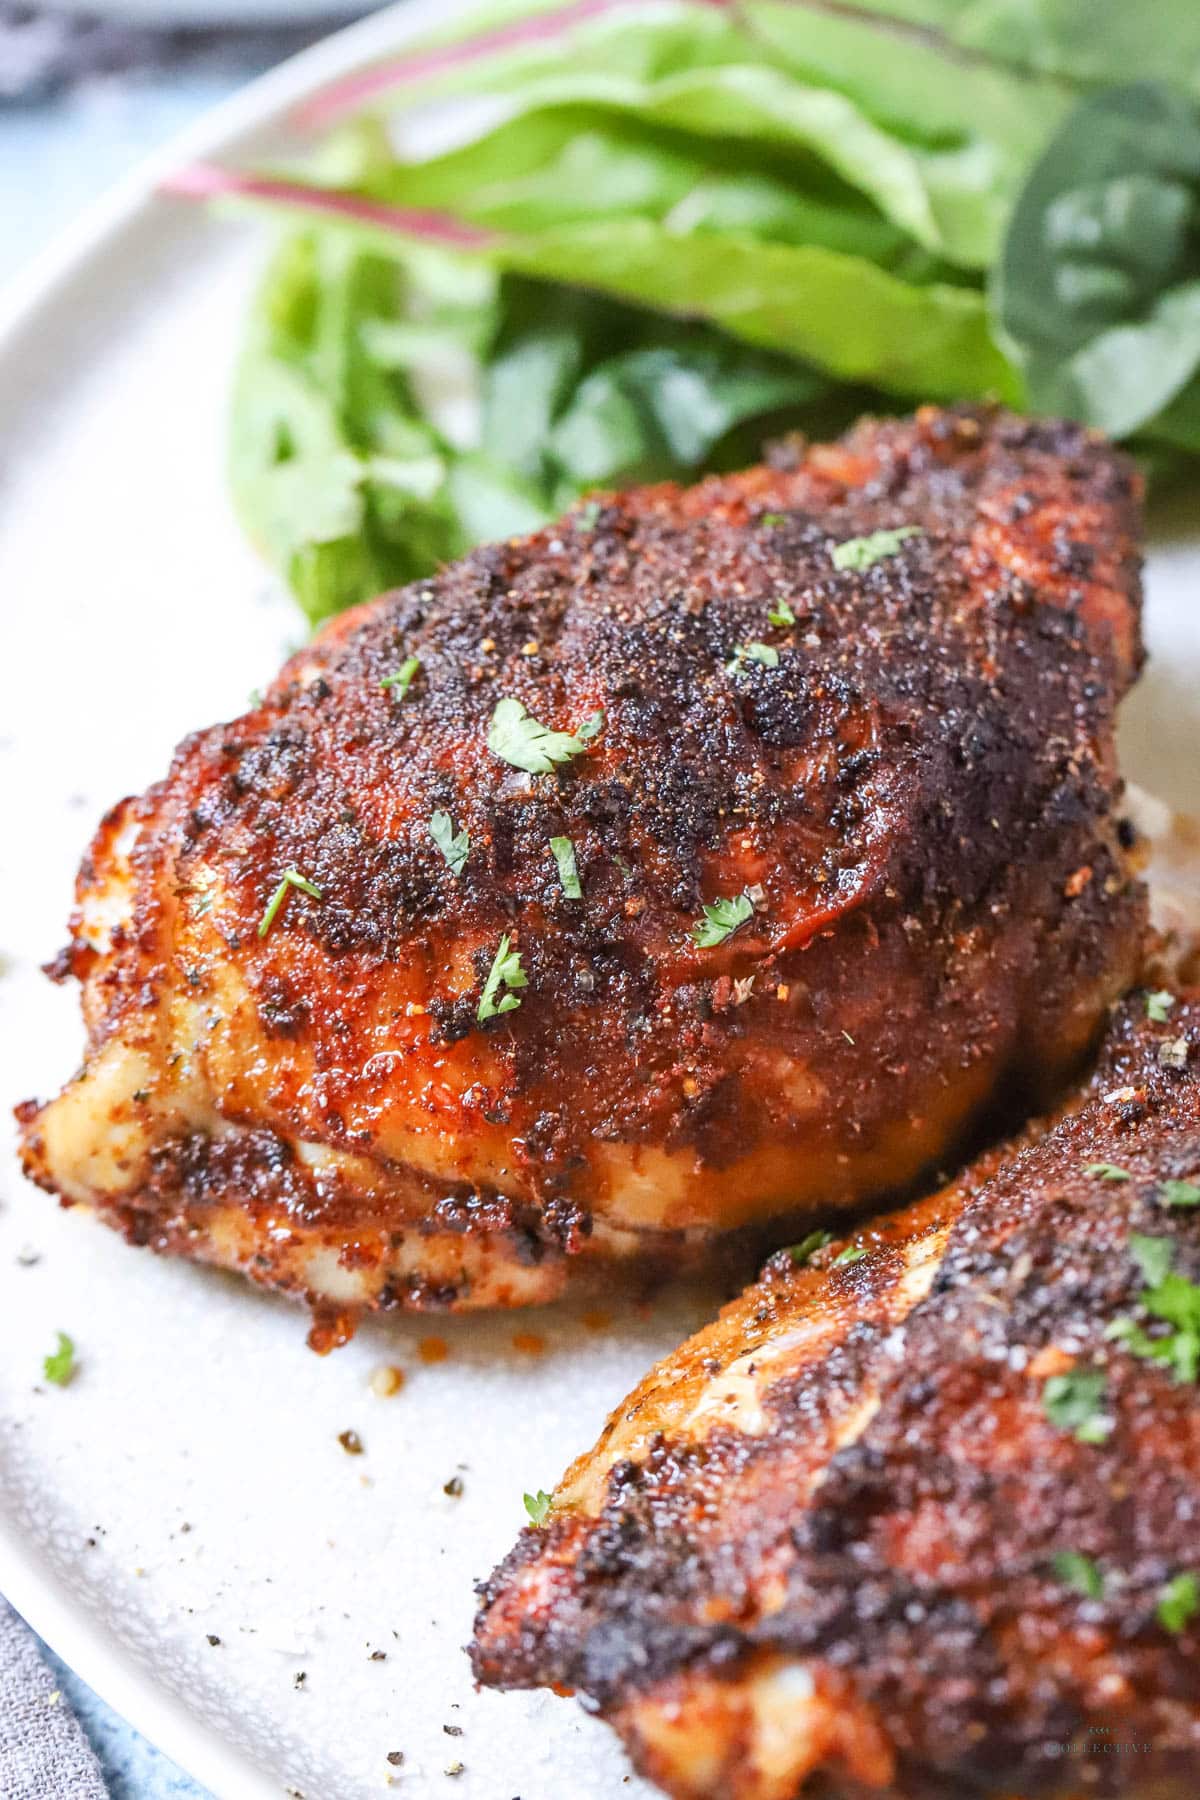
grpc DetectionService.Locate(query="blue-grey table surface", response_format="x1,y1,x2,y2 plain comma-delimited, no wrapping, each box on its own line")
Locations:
0,13,368,1792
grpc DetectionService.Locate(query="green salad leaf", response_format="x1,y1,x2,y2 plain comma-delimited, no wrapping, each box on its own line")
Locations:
230,227,847,621
198,1,1200,627
229,231,466,624
994,82,1200,438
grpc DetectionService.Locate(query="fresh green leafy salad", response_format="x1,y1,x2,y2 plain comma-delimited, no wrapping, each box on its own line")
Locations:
178,0,1200,623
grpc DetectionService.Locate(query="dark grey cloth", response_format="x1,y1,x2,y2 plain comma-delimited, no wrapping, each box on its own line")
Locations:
0,1600,108,1799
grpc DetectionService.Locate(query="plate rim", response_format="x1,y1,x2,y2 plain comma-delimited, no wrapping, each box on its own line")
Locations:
0,4,471,1794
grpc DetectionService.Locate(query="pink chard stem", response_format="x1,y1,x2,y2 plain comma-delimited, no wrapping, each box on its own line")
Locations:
293,0,731,131
160,164,496,249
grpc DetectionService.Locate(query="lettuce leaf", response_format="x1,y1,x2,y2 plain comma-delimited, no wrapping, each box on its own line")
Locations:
210,165,1012,403
208,0,1199,629
230,232,845,622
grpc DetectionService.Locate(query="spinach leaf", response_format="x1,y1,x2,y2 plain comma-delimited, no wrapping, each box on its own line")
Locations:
548,342,821,486
482,276,825,491
994,82,1200,437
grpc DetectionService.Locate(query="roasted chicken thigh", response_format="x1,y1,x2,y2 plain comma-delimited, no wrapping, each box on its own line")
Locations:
18,407,1146,1336
473,993,1200,1799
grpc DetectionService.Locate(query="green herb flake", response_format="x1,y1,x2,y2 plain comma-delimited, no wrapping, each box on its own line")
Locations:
43,1331,76,1388
767,599,796,628
429,812,469,878
833,1245,867,1266
576,709,605,742
1129,1233,1176,1287
487,697,588,775
1146,990,1176,1023
574,501,602,533
746,642,779,668
787,1230,833,1268
1160,1179,1200,1209
477,933,528,1023
257,868,323,939
1052,1550,1105,1599
727,641,780,676
550,836,582,900
1042,1369,1111,1444
189,875,217,920
759,512,789,528
1157,1571,1199,1634
831,526,921,572
381,654,420,700
523,1488,553,1526
1084,1162,1131,1182
692,892,754,948
1107,1236,1200,1386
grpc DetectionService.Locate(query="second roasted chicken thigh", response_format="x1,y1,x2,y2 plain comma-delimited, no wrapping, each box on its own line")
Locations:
19,407,1145,1332
473,993,1200,1799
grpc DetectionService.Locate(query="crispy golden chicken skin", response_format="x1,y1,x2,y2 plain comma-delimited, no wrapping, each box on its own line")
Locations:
472,995,1200,1799
18,407,1146,1339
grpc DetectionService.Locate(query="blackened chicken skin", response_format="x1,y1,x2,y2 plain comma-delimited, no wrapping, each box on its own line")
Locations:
18,407,1145,1337
472,995,1200,1799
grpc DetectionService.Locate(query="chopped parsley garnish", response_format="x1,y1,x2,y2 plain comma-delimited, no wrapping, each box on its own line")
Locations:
1157,1571,1199,1634
767,598,796,628
43,1331,76,1387
1160,1179,1200,1209
692,892,754,947
1107,1235,1200,1384
477,933,528,1023
1052,1550,1104,1599
257,868,322,939
1129,1232,1175,1287
1146,989,1176,1023
759,511,789,528
787,1230,833,1267
576,709,605,741
523,1489,553,1525
381,654,420,699
429,812,469,878
488,697,589,774
1042,1369,1111,1444
574,500,602,532
833,1245,867,1266
831,525,922,571
1084,1161,1131,1181
549,836,582,899
189,874,216,919
727,641,779,676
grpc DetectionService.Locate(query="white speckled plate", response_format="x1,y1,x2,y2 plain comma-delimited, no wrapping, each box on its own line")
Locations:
0,8,1198,1798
